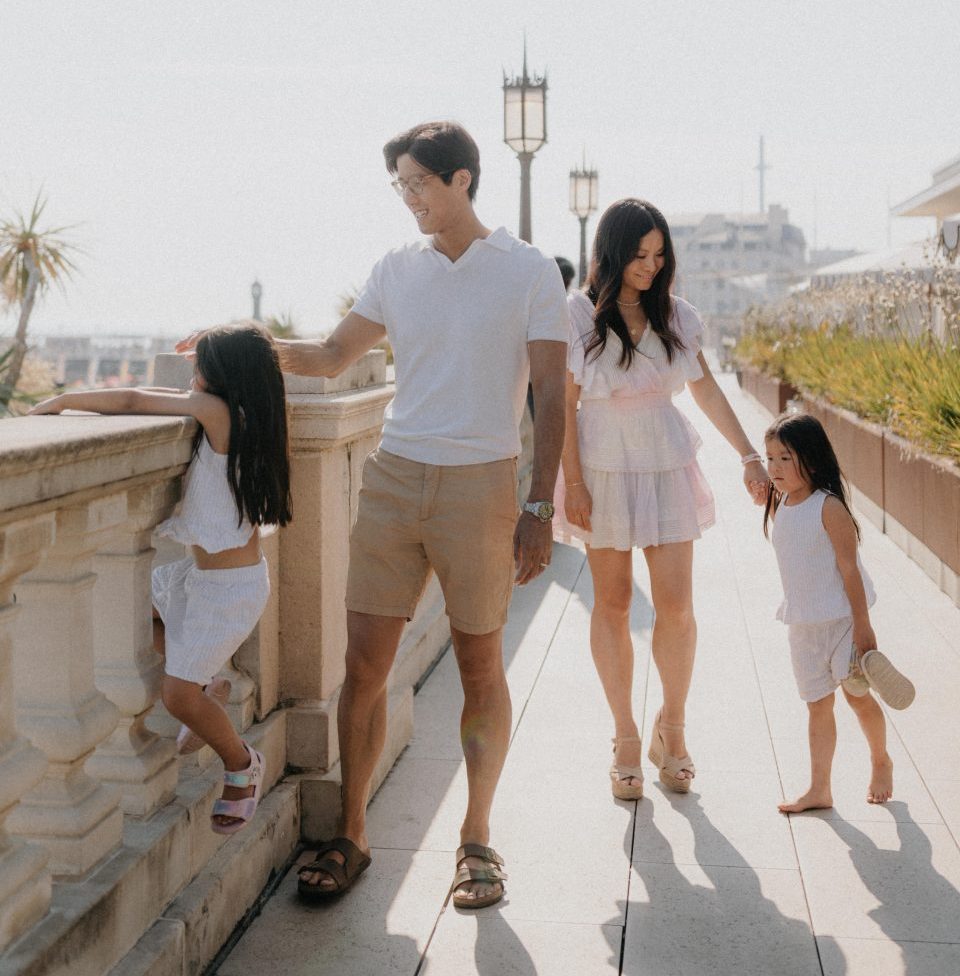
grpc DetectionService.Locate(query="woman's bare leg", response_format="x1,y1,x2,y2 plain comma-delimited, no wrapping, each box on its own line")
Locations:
642,541,695,778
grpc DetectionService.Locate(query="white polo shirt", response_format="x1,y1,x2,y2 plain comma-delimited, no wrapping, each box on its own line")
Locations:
352,226,569,465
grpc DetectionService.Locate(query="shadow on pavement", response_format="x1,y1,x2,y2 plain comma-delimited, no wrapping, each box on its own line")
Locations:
621,790,843,976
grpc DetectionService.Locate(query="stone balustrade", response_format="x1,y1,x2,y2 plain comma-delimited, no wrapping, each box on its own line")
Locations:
0,350,458,975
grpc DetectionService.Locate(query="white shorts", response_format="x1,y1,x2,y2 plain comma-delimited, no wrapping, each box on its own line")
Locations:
152,556,270,685
787,616,854,702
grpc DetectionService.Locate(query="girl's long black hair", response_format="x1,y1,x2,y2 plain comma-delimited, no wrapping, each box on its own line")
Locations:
194,321,292,528
762,412,859,540
584,198,684,369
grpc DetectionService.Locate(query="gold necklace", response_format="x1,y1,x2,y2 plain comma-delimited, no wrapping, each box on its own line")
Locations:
616,298,642,307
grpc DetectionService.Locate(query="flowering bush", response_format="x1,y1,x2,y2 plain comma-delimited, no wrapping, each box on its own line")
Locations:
735,253,960,462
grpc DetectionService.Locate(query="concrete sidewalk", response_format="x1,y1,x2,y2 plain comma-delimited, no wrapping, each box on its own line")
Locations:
217,373,960,976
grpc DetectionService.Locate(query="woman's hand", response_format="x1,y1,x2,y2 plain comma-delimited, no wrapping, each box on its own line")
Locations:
743,459,770,506
28,394,66,415
565,483,593,532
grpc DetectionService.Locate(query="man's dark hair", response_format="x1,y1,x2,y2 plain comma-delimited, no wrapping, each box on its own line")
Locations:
383,121,481,200
554,256,575,290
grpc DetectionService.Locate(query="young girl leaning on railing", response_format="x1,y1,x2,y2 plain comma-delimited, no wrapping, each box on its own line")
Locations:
31,322,292,834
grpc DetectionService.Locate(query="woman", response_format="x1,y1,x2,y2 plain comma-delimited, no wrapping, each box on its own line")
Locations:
557,199,767,798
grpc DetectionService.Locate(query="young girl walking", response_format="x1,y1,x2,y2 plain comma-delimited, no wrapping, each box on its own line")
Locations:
31,322,292,834
764,412,913,813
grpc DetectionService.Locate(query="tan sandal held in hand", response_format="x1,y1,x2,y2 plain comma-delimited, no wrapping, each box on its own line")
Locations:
610,736,644,800
648,710,695,793
860,650,915,710
451,844,507,910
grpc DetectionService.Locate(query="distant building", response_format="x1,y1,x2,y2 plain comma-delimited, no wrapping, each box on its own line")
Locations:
30,335,174,388
892,154,960,226
892,152,960,260
670,205,808,324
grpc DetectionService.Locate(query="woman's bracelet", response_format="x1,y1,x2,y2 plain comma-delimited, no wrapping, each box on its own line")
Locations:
740,452,763,466
565,480,585,487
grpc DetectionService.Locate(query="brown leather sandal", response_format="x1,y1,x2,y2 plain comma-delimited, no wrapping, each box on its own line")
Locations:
297,837,371,901
451,844,507,910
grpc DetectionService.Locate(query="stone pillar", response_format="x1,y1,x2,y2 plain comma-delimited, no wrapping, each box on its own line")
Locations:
0,517,55,951
8,497,124,876
281,372,393,772
87,481,180,818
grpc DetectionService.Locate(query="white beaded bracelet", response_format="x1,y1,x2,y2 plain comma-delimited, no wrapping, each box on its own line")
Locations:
740,452,763,465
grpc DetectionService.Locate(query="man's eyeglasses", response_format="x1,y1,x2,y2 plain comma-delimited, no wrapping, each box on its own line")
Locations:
390,171,454,197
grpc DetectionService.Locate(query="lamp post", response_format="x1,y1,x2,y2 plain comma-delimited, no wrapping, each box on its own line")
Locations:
502,38,547,243
251,280,262,321
569,156,598,285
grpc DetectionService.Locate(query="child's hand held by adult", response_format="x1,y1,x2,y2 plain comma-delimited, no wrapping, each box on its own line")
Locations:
743,458,769,505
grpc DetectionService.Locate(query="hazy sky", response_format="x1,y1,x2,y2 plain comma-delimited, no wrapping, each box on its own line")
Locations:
3,0,957,338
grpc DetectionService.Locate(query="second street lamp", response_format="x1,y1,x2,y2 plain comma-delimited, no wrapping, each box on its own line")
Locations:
569,157,598,285
502,39,547,244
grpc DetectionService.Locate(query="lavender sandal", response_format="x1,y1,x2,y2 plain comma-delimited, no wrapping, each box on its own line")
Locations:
210,744,265,835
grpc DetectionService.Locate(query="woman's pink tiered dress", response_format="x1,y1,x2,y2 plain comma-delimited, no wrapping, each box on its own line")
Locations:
555,290,715,551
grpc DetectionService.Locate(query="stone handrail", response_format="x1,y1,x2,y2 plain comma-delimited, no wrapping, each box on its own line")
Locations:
0,351,453,975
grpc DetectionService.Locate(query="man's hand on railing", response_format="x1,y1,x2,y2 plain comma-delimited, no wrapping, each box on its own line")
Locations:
173,331,202,359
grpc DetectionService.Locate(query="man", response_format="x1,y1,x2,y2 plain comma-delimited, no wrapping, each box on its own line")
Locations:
284,122,567,907
554,255,576,292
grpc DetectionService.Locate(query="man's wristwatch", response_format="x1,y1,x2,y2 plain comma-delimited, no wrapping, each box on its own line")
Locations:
521,500,555,522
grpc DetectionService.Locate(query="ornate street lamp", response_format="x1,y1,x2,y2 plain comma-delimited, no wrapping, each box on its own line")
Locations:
251,280,262,321
503,38,547,243
569,154,598,285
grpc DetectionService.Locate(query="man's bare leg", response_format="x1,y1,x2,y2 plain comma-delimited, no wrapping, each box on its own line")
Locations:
299,611,406,892
450,624,512,905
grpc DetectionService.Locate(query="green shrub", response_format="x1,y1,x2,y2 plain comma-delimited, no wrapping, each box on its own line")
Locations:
735,263,960,463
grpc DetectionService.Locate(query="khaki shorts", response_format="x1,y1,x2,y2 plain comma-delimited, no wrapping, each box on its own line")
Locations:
346,449,519,635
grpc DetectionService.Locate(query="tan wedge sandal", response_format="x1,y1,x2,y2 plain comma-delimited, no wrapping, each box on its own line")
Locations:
610,736,644,800
648,710,695,793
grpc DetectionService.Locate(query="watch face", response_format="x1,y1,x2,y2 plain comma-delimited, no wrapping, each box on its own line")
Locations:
527,501,554,521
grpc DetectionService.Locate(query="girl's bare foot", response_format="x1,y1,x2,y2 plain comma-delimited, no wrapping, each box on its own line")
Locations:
867,756,893,804
778,790,833,814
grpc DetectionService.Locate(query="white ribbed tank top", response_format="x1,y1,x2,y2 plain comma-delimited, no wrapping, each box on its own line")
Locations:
156,435,255,553
770,489,875,624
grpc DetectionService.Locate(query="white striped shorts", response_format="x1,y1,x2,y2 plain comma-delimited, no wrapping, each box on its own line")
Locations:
786,616,854,702
152,555,270,685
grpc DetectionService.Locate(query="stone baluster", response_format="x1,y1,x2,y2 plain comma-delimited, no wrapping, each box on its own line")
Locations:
87,481,180,817
8,497,125,876
0,516,55,950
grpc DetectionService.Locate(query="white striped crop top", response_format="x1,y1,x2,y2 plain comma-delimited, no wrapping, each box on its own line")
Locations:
155,435,256,553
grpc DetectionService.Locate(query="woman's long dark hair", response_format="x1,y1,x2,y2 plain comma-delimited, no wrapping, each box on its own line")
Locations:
584,198,683,368
194,322,292,528
762,412,859,540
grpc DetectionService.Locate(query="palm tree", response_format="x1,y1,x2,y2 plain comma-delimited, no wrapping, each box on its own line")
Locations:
0,193,79,409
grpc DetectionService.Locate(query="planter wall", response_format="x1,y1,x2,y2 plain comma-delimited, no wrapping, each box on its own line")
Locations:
803,395,885,512
736,366,798,416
